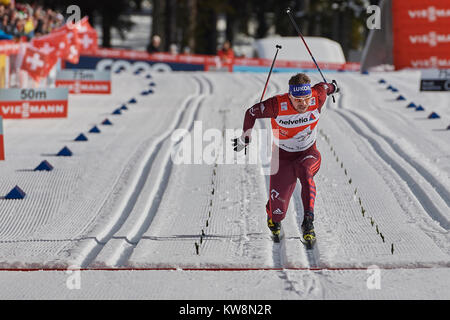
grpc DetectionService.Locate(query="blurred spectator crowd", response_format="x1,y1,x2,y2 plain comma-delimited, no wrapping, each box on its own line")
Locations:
0,0,64,41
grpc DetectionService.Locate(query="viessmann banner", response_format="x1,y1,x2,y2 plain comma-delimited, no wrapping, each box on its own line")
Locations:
0,88,69,119
392,0,450,69
55,69,111,94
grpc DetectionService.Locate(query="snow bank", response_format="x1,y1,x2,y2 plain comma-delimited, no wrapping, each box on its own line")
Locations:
254,36,346,63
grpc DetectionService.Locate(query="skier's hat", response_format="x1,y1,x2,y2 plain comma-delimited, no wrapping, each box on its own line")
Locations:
289,83,312,99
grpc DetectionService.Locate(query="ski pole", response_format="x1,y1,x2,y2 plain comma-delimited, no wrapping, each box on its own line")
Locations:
260,44,282,102
285,7,336,103
243,44,281,156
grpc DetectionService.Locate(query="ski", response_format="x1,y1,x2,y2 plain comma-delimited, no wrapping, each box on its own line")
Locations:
301,213,316,249
271,227,284,243
301,236,316,250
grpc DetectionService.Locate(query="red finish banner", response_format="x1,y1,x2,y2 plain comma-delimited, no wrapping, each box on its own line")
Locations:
393,0,450,69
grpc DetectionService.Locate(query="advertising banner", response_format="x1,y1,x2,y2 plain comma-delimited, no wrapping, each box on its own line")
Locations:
0,88,69,119
0,40,20,56
393,0,450,69
0,116,3,160
420,68,450,91
64,51,360,73
55,69,111,94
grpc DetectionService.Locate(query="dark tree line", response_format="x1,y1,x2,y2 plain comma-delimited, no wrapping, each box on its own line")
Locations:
150,0,379,59
22,0,380,59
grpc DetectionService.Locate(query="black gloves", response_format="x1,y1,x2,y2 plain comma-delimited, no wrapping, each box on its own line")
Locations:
232,136,251,153
331,79,339,93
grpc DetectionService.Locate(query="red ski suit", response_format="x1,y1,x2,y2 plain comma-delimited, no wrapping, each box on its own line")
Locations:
242,82,335,223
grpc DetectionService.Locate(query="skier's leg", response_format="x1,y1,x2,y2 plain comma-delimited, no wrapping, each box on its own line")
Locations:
293,145,321,246
294,145,322,215
265,158,297,223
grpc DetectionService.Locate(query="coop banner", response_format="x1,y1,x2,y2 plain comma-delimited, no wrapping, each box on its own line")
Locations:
64,48,359,73
64,55,206,72
55,69,111,94
393,0,450,69
0,88,68,119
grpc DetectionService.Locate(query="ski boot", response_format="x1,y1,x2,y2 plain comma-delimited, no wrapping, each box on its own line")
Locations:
301,212,316,249
267,217,282,243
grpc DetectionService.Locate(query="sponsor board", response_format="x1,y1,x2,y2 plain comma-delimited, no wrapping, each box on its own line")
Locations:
55,69,111,94
0,116,4,160
0,88,68,119
63,50,359,73
64,56,205,72
393,0,450,70
420,69,450,91
0,40,20,56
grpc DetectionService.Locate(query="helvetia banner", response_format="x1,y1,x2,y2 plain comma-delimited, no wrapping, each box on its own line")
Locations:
0,88,69,119
393,0,450,69
55,69,111,94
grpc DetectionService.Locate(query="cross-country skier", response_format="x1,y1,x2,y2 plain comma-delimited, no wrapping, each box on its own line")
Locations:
232,73,338,246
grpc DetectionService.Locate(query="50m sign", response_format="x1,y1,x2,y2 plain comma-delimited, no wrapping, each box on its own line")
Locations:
20,89,48,100
0,88,68,119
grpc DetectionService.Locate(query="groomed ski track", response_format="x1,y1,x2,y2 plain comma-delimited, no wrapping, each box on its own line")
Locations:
0,70,448,299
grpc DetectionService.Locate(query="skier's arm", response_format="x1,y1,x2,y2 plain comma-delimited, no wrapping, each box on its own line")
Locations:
241,96,279,141
314,80,339,110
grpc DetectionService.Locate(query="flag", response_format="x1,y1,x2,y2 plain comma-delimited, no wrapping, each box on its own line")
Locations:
76,16,98,54
32,31,69,61
53,23,81,64
53,16,97,61
20,45,55,81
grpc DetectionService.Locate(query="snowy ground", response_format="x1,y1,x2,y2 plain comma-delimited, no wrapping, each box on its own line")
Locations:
0,70,449,299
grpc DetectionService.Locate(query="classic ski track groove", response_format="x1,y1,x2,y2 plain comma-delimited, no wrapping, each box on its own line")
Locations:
348,110,450,209
111,94,203,267
76,75,209,268
251,74,288,270
333,102,450,231
111,76,207,267
109,75,210,267
337,80,450,210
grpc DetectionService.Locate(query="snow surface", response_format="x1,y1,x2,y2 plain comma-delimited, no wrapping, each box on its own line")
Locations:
0,70,449,299
255,37,346,63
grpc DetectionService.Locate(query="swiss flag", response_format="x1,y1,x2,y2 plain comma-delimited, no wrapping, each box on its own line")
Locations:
32,31,69,61
20,45,55,81
53,16,97,59
77,17,98,54
53,23,81,64
66,32,81,64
